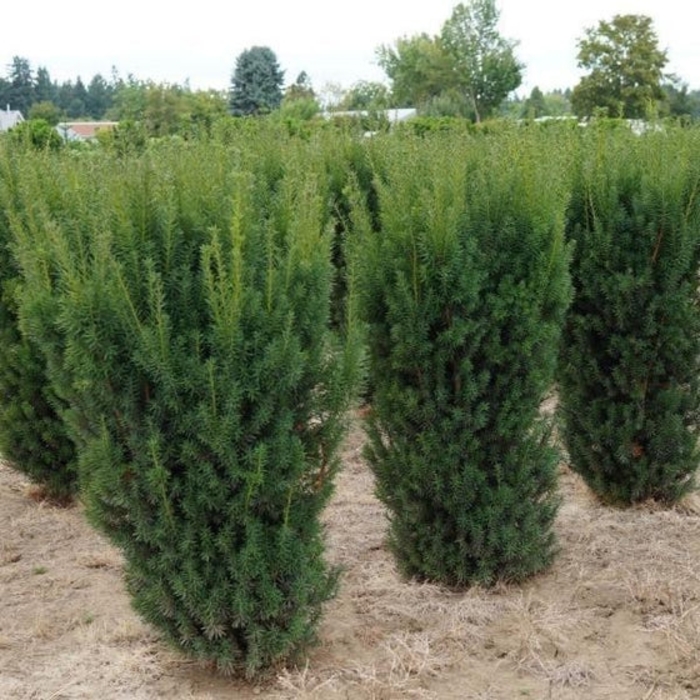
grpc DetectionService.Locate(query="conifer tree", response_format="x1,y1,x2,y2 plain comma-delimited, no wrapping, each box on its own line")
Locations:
0,146,77,498
10,140,361,674
353,129,571,585
229,46,284,116
559,126,700,504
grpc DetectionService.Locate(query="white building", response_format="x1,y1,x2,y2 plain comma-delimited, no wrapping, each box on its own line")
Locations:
0,106,24,132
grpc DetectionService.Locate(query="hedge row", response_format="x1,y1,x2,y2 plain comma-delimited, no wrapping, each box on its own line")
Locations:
1,120,700,674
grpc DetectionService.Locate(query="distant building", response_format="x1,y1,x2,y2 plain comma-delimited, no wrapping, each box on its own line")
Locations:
0,106,25,132
57,121,119,142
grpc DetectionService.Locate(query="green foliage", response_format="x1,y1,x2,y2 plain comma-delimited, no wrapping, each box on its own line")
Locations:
280,96,320,122
521,87,546,119
502,89,573,121
2,57,34,115
8,119,63,151
106,79,228,139
559,126,700,505
229,47,285,116
354,130,572,585
9,140,361,674
95,119,148,155
314,132,377,331
0,145,78,498
34,67,57,105
85,74,113,119
337,81,392,112
376,34,452,109
141,83,188,137
284,71,316,104
572,14,668,119
440,0,523,121
377,1,521,120
662,81,700,121
106,75,147,121
28,100,62,125
0,57,229,129
394,115,474,136
419,90,474,119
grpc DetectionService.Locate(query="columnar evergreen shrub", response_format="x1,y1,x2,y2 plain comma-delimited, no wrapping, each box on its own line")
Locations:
0,146,77,498
10,141,361,674
559,126,700,505
311,131,377,331
354,130,572,585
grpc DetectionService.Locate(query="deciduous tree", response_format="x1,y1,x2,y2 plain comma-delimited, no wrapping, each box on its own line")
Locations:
440,0,523,121
571,14,668,119
377,1,522,120
377,34,453,108
662,80,700,120
338,81,392,111
28,101,61,125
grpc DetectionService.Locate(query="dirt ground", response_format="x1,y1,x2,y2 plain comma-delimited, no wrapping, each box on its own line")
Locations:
3,412,700,699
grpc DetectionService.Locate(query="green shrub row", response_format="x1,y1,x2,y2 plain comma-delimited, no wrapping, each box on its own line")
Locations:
2,122,700,675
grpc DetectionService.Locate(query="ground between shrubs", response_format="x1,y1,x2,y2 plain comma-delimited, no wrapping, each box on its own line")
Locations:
2,406,700,699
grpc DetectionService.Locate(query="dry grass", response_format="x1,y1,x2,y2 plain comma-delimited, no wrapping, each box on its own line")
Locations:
2,416,700,699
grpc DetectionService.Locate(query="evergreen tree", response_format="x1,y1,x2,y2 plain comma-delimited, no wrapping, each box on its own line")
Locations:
354,129,571,585
559,126,700,504
66,77,88,118
0,78,9,111
0,145,77,498
34,67,57,105
6,56,34,115
10,139,361,674
55,80,76,115
86,73,113,119
229,46,284,116
521,86,546,119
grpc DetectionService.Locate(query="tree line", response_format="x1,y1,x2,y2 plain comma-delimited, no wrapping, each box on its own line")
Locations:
377,1,700,121
3,0,700,131
0,56,229,136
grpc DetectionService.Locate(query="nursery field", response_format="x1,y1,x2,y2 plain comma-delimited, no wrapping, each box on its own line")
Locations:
3,408,700,700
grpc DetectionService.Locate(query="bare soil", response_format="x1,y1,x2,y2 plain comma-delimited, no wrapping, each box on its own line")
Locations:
3,412,700,699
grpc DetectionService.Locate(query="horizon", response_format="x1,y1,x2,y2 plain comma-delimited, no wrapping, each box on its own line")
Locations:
4,0,700,101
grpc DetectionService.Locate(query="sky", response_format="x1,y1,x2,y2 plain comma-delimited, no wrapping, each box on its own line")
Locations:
3,0,700,100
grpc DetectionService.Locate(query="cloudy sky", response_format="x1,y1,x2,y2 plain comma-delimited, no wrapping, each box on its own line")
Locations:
3,0,699,97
